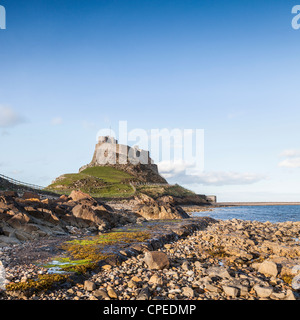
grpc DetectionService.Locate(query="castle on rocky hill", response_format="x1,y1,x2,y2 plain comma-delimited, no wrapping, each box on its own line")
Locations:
79,136,167,184
91,136,154,166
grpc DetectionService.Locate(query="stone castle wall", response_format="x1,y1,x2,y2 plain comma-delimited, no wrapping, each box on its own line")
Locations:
91,136,154,166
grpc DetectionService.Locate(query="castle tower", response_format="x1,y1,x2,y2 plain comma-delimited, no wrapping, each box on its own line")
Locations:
79,136,167,184
92,136,153,166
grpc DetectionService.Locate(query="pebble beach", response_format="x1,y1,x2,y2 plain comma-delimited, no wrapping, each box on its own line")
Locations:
1,217,300,300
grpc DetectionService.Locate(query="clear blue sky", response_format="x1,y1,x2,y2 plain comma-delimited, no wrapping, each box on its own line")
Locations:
1,0,300,201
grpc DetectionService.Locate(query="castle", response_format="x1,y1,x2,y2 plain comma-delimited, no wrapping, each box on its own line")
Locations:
79,136,167,183
91,136,154,166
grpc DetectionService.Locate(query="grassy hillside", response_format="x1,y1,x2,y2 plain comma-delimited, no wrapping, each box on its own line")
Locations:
47,166,136,198
136,184,196,199
81,167,134,183
46,166,203,202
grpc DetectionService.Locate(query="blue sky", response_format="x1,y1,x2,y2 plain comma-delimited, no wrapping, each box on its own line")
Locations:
1,0,300,201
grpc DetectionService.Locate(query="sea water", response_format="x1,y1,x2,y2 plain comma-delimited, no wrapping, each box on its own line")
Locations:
193,205,300,223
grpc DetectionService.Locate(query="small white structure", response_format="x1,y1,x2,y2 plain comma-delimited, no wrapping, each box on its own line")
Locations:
206,195,217,203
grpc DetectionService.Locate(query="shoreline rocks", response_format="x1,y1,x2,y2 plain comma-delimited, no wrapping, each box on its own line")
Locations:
131,194,190,220
0,191,145,246
0,217,299,300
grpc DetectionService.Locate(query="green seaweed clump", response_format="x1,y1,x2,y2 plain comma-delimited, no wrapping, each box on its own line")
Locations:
61,261,99,274
6,274,69,294
281,274,294,285
61,231,151,261
206,246,229,258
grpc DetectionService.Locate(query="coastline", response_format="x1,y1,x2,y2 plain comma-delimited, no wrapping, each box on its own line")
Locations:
1,215,299,300
216,202,300,206
0,191,299,301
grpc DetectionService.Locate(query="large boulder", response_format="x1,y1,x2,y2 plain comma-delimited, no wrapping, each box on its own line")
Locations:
71,201,119,230
6,212,31,229
258,260,278,278
72,204,103,227
136,194,189,220
144,251,170,270
69,190,94,202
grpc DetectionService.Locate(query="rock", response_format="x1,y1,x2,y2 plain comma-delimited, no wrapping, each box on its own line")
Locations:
222,285,239,298
127,280,138,289
15,230,33,241
6,212,31,229
131,276,142,283
285,289,296,300
93,289,110,300
292,265,300,275
182,286,194,298
258,260,278,278
149,274,163,286
136,194,189,220
58,195,69,203
139,204,189,220
206,266,231,279
181,261,190,271
270,292,286,300
205,283,221,293
136,287,151,300
134,194,156,206
22,192,40,200
84,280,96,292
0,235,20,244
1,191,18,197
144,251,170,270
253,284,273,298
71,204,109,228
102,264,112,271
186,270,194,277
291,274,300,290
107,287,118,299
69,190,94,202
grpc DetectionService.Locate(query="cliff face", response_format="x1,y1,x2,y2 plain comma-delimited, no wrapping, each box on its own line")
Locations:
80,136,168,184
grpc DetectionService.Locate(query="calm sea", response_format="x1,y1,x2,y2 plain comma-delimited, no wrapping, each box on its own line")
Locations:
193,205,300,223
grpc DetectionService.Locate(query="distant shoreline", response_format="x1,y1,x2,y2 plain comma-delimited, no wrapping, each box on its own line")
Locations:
216,202,300,206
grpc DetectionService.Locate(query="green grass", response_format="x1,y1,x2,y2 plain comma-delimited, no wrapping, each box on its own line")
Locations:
136,184,195,199
46,166,136,198
81,166,133,183
46,165,197,200
48,173,88,187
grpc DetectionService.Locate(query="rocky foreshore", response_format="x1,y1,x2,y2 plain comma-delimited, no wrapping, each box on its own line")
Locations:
1,217,300,300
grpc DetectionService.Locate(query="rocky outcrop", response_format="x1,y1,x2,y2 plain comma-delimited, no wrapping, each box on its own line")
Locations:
132,194,189,220
0,191,142,246
110,163,167,184
0,189,193,246
69,190,94,202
